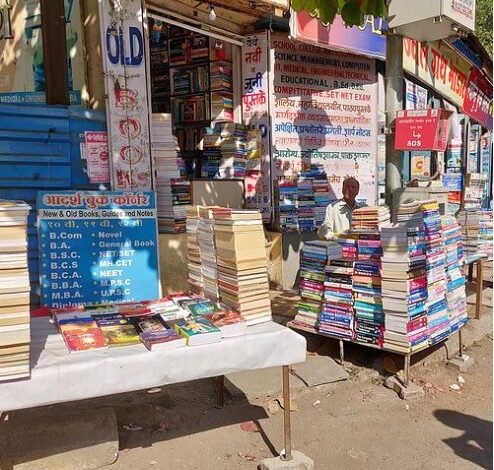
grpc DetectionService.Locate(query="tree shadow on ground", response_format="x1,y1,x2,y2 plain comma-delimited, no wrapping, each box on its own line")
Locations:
434,409,493,470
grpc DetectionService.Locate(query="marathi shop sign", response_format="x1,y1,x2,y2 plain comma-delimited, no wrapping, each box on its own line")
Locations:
462,68,493,130
37,191,159,308
290,11,386,60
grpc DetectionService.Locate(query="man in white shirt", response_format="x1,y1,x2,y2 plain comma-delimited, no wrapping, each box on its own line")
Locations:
318,177,362,240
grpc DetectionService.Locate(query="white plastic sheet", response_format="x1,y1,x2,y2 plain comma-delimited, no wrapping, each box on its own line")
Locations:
0,317,307,411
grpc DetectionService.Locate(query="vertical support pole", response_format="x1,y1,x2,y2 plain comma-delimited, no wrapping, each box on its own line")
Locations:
215,375,224,408
385,33,404,207
468,263,474,282
40,0,69,105
458,329,463,358
280,365,293,462
475,260,483,320
339,339,345,366
404,354,410,388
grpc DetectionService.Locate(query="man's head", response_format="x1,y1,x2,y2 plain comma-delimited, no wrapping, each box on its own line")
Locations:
342,177,360,206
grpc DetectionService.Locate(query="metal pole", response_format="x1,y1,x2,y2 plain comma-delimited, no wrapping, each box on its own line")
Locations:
280,365,293,461
476,260,483,320
385,33,404,206
215,375,224,408
458,329,463,358
339,339,345,366
404,354,410,388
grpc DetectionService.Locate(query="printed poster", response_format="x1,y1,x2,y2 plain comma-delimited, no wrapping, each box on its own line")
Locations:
410,153,431,178
99,0,152,190
85,131,110,183
242,32,272,221
405,79,428,110
270,34,378,205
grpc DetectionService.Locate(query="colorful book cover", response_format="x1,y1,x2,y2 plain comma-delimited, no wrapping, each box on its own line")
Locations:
174,316,220,336
60,322,107,352
99,324,140,347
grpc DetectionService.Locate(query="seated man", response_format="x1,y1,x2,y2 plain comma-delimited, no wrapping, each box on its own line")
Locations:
318,177,362,240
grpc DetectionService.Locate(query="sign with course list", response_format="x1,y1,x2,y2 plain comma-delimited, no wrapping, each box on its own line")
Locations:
37,191,159,308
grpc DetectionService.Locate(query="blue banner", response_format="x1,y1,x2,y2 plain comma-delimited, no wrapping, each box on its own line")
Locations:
37,191,159,307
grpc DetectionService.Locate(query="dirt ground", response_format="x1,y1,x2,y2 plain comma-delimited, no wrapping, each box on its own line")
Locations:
105,332,492,470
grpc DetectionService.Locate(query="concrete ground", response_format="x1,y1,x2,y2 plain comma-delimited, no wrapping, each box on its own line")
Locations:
2,292,492,470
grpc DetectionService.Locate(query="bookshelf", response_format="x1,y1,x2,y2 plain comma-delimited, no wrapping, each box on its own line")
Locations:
148,19,235,177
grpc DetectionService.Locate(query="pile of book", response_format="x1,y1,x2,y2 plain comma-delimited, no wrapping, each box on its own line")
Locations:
381,219,429,353
441,215,467,333
171,66,209,95
219,124,247,178
312,166,331,227
463,173,487,209
421,200,450,345
0,200,31,382
334,233,358,259
210,63,233,93
202,128,222,178
197,206,220,300
211,92,234,122
457,209,493,260
297,173,316,231
51,295,248,352
351,205,390,230
151,114,191,233
186,206,203,295
173,95,210,123
213,209,272,325
294,241,341,331
321,256,354,339
276,177,298,231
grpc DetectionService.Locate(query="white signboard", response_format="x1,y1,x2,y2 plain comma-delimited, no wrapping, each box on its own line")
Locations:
99,0,152,190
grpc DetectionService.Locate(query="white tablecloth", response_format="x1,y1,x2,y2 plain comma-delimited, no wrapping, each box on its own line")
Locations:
0,317,307,411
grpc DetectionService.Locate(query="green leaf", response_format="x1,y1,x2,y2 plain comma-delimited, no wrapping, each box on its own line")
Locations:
366,0,386,17
314,0,339,23
340,0,365,26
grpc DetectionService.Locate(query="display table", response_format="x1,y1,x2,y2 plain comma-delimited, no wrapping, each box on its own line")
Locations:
1,317,307,461
465,254,488,319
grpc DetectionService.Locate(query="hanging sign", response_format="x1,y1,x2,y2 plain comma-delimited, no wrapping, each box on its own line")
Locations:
37,191,159,308
99,0,152,190
85,131,110,183
462,68,493,131
395,109,452,151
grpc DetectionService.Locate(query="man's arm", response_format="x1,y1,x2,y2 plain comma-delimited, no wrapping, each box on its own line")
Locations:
317,204,335,240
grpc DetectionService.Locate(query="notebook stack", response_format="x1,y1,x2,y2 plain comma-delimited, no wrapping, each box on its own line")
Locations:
351,225,385,347
297,173,316,231
219,124,248,178
311,166,331,228
201,128,222,178
213,209,272,325
321,257,354,339
381,222,429,353
197,206,221,300
186,206,203,295
294,241,341,331
351,205,390,230
151,114,190,233
421,200,450,345
0,200,31,381
441,215,467,332
276,177,298,231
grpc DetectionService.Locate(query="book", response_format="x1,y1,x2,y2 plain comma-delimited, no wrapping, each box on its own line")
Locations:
99,323,141,347
59,321,107,353
174,315,222,345
131,314,186,350
204,309,247,337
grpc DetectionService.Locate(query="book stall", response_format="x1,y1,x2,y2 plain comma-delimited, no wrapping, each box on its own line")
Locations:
0,198,307,464
288,199,476,387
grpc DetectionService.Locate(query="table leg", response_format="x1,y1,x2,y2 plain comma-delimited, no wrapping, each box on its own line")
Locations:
280,365,293,462
475,260,483,320
468,263,473,282
404,354,410,388
215,375,224,408
339,339,345,366
458,329,463,358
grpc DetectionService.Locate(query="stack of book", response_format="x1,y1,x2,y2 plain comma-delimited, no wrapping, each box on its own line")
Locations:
210,63,233,93
351,226,385,347
213,209,272,325
151,114,190,233
312,166,331,227
173,95,210,122
381,222,429,353
294,241,341,331
197,206,220,300
321,257,354,339
186,206,203,294
463,173,487,209
441,215,467,332
457,209,493,260
297,173,316,231
0,200,30,381
190,35,209,62
211,93,234,122
351,205,390,230
421,200,450,345
202,128,222,178
219,124,248,178
171,66,209,95
334,233,358,259
276,177,298,231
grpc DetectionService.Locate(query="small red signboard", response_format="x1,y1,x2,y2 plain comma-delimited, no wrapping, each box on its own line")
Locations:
395,109,452,151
